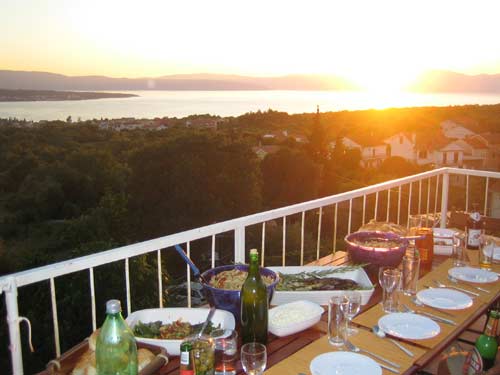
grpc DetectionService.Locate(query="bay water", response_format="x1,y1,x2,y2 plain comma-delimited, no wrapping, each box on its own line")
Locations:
1,90,500,121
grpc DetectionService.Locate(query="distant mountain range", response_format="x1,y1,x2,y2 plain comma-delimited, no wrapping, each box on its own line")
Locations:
1,69,500,93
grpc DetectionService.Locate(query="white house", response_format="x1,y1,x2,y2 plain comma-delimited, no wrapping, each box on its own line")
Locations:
337,137,389,168
383,132,416,161
440,120,475,139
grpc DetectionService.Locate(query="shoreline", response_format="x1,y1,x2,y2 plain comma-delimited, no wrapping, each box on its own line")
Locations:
0,89,138,102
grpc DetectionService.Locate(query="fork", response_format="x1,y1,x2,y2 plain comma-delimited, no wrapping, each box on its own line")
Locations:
344,340,401,373
402,304,457,325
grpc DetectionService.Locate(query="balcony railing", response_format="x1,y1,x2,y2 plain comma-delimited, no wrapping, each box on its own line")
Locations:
1,167,499,374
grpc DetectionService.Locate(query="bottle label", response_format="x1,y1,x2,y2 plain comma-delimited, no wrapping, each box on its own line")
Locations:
470,212,481,222
180,351,190,365
468,229,481,247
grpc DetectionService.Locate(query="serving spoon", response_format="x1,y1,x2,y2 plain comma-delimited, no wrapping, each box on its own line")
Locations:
372,325,414,357
197,306,216,338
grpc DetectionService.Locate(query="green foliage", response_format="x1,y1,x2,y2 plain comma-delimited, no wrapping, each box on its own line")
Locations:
126,133,262,240
261,148,320,209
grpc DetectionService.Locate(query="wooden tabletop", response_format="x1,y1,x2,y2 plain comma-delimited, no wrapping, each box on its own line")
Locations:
263,251,499,375
50,249,499,375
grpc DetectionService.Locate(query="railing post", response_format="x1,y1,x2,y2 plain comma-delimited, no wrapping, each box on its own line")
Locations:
234,226,245,263
3,277,23,374
440,171,450,228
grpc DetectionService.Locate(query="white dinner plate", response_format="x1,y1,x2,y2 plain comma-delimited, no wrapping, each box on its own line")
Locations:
416,288,473,310
310,352,381,375
378,312,440,340
448,266,498,283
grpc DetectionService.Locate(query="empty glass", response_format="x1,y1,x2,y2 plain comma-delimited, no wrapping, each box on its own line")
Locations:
452,233,467,267
402,253,420,296
408,215,422,236
241,343,267,375
328,296,347,347
340,291,362,336
379,268,401,313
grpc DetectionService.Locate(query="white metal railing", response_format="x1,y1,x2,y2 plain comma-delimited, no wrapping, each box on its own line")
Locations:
1,167,499,374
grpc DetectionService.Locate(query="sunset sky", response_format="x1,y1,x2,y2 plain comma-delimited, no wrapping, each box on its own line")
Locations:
2,0,500,91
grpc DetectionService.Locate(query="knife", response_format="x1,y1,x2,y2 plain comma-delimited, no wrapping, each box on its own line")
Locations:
377,362,400,374
413,309,457,326
441,284,480,297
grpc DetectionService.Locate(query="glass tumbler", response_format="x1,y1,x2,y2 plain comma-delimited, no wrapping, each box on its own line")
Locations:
402,253,420,296
328,295,347,347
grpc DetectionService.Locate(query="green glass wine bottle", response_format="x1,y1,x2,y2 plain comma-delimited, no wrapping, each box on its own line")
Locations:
475,309,499,371
96,299,138,375
240,249,268,345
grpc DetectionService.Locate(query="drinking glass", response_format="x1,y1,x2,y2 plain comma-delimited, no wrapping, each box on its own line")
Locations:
327,296,347,347
408,215,422,236
380,268,401,313
340,291,362,336
479,236,494,271
402,253,420,296
452,233,467,267
378,266,392,308
211,329,238,375
241,342,267,375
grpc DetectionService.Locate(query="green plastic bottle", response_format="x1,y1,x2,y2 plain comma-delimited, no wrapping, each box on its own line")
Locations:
475,310,499,371
96,299,138,375
240,249,268,345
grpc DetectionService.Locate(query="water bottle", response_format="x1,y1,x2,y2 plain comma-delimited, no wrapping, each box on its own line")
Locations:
96,299,138,375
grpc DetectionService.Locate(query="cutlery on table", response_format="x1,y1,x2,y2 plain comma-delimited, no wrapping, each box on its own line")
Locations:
345,340,401,371
447,275,490,293
411,296,454,317
402,304,457,326
432,279,480,297
372,325,414,357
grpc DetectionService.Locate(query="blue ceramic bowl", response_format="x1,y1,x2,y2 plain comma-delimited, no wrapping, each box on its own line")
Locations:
200,264,279,322
344,231,408,267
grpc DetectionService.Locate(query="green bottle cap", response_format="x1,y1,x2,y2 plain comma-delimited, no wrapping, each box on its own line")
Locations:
106,299,121,314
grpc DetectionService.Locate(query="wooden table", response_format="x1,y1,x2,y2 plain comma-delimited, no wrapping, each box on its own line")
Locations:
156,250,499,375
263,251,500,375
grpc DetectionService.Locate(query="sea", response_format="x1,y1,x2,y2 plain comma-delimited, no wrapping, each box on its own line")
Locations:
2,90,500,121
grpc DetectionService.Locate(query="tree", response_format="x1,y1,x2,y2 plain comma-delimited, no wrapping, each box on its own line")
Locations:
305,107,330,165
261,148,321,209
126,134,262,240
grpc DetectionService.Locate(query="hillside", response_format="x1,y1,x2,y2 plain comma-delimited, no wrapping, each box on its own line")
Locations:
3,69,500,92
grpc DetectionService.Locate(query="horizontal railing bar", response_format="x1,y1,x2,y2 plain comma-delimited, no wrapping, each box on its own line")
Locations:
1,167,497,290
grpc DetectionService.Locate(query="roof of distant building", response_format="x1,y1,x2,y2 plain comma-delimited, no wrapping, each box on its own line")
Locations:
463,137,489,150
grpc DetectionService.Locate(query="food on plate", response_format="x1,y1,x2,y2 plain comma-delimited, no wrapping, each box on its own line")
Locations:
71,330,155,375
208,268,274,290
133,318,220,339
275,268,366,291
358,220,407,236
270,302,321,328
351,238,402,248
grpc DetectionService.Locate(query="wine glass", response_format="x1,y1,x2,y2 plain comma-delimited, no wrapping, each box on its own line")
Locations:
378,266,392,305
241,342,267,375
340,291,362,336
380,268,401,313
